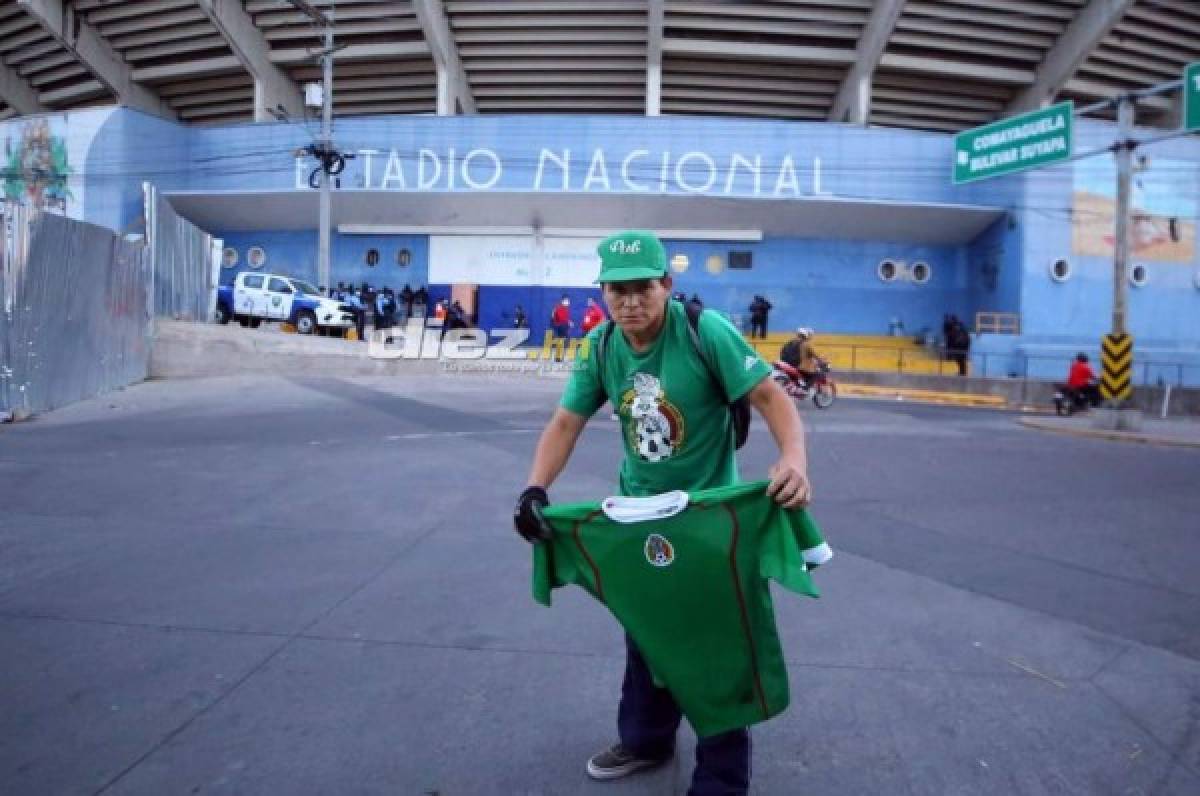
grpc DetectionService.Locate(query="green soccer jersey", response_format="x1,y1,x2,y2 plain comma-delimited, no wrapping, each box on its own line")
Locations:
532,479,832,738
560,300,772,497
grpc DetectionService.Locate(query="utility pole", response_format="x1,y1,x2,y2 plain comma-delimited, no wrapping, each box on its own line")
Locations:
286,0,335,290
1112,96,1134,339
318,21,333,290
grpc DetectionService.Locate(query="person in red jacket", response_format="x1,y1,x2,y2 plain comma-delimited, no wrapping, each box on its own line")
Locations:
550,296,572,361
1065,353,1100,406
581,297,607,334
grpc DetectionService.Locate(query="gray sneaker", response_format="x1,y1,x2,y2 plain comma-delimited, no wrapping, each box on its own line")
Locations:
586,743,668,781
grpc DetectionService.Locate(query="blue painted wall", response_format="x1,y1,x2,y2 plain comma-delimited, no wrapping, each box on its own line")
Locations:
41,106,1198,381
658,236,966,337
965,215,1022,325
212,230,969,341
1015,121,1200,346
84,109,190,234
185,114,1006,205
216,230,429,295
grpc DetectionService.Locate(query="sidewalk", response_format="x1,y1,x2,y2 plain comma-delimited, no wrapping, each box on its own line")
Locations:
1018,412,1200,449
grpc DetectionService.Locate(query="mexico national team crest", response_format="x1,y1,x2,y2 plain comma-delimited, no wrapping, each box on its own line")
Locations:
620,372,685,463
645,533,675,568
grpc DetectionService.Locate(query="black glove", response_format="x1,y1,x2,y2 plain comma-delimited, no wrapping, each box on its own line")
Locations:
514,486,553,543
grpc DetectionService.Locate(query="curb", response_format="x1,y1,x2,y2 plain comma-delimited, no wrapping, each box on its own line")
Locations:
1017,417,1200,449
839,383,1008,409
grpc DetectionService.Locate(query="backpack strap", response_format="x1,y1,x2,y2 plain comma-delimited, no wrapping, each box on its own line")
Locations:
594,320,616,403
682,301,730,403
684,302,752,450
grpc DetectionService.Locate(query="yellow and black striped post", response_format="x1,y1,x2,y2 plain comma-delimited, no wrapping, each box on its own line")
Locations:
1100,333,1133,402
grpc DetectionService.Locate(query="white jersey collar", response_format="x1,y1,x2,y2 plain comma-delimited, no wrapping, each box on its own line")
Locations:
601,491,690,523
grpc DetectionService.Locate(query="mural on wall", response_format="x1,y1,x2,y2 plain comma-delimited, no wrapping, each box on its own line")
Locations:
3,118,73,213
1072,157,1196,262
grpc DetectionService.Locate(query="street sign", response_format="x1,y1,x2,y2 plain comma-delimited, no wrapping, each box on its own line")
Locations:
1185,62,1200,133
1100,333,1133,402
953,101,1073,184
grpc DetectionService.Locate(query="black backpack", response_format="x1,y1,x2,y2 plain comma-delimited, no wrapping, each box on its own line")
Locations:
595,301,752,450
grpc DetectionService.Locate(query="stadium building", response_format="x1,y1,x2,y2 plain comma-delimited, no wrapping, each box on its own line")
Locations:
2,0,1198,382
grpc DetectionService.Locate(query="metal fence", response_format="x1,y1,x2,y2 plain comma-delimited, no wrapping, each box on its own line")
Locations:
1017,353,1198,388
745,338,1198,388
145,183,221,321
1,205,152,415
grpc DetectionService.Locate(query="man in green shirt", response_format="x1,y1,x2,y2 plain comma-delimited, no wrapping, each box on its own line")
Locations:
513,230,812,796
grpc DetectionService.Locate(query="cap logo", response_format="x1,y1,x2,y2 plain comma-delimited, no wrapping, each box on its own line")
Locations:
609,239,642,255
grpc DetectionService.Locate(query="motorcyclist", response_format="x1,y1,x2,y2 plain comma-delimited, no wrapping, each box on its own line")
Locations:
1063,353,1100,408
779,327,820,389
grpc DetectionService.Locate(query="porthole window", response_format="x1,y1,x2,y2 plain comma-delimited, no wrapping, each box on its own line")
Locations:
246,246,267,269
1050,258,1071,283
705,253,724,275
221,247,238,269
365,248,379,267
910,261,931,284
878,259,898,282
396,248,412,267
670,253,690,273
1129,263,1148,287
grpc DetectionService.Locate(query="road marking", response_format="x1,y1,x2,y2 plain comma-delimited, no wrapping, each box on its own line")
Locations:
384,429,541,441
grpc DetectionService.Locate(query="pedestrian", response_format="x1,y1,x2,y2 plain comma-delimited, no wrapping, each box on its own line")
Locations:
374,289,391,332
748,295,771,339
949,318,970,376
400,284,415,322
687,293,704,313
513,303,528,329
449,299,467,330
513,229,812,796
581,296,607,335
344,288,365,341
551,295,572,360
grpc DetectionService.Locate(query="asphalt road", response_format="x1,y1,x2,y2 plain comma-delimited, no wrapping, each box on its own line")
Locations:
1,373,1198,795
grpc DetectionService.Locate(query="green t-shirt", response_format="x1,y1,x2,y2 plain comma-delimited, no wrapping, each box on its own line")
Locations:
532,479,832,738
560,300,772,496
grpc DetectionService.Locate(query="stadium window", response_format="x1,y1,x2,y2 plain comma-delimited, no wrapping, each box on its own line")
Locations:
877,259,898,282
1050,258,1071,283
1129,263,1148,288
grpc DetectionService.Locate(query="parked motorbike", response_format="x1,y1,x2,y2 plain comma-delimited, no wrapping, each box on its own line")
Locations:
772,358,837,409
1053,382,1101,416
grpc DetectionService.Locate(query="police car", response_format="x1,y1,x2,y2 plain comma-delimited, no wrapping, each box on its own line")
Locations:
214,272,355,335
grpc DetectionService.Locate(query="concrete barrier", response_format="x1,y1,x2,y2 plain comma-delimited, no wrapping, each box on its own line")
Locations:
150,320,447,380
149,320,1200,415
149,321,577,382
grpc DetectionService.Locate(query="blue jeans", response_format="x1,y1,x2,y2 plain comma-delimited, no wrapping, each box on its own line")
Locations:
618,636,751,796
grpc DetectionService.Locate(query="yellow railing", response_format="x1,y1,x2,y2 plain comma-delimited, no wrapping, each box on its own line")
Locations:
746,334,966,376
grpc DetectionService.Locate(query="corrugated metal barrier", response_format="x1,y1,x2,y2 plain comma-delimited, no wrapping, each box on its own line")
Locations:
145,184,220,321
1,205,152,415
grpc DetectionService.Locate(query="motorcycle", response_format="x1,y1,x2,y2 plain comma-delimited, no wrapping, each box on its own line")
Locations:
1053,382,1101,416
772,358,836,409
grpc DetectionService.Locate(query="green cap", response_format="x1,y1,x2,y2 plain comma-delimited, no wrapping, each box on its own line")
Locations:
595,230,668,283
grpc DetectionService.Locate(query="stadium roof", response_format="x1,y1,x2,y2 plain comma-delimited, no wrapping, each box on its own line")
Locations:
1,0,1196,133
